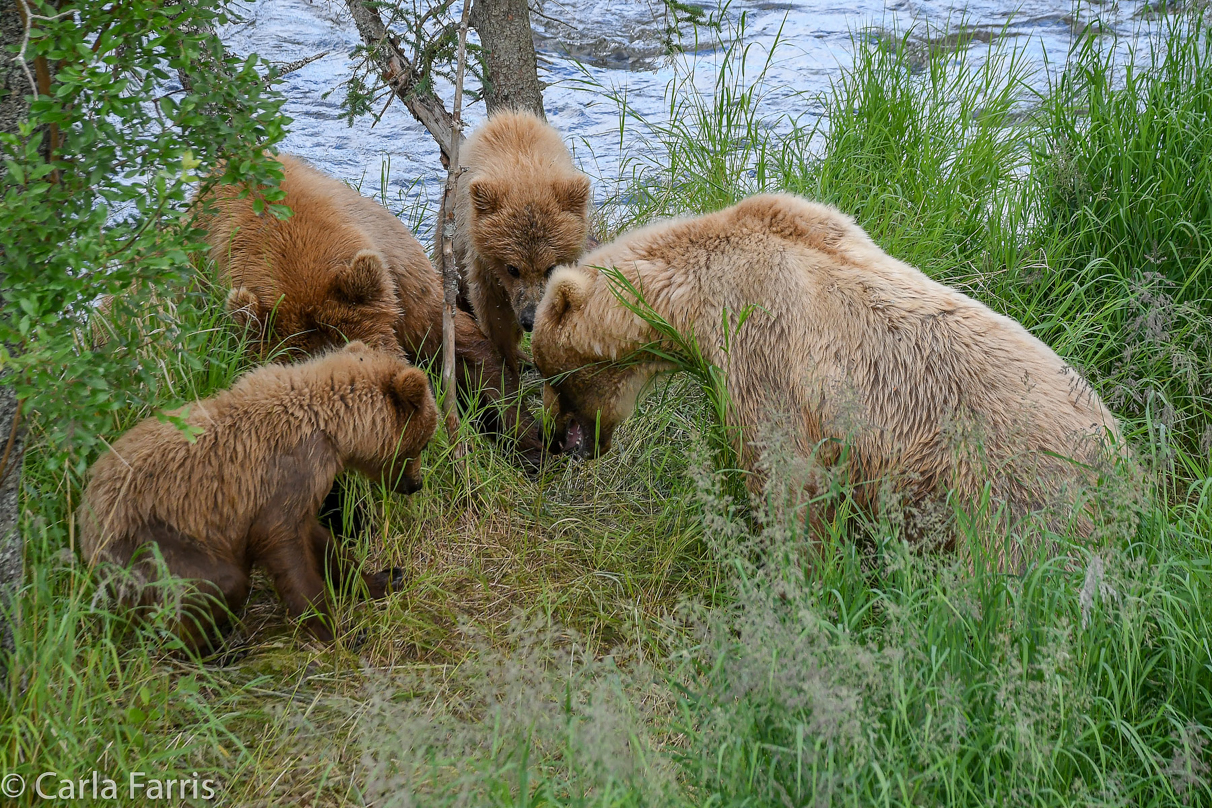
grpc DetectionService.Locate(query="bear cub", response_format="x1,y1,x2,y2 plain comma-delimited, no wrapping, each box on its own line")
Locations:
197,153,545,466
78,342,438,650
455,110,592,378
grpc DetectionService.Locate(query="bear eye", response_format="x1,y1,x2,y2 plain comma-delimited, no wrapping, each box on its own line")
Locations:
545,265,557,278
506,264,520,278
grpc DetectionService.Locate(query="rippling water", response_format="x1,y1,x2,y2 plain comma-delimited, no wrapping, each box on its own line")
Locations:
220,0,1153,222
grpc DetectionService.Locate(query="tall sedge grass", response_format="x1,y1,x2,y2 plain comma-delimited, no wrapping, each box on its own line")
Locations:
676,476,1212,806
1038,11,1212,306
1030,10,1212,458
586,7,789,228
780,23,1031,272
0,7,1209,807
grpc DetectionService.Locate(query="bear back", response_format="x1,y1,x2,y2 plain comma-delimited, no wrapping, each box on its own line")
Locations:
78,343,437,568
197,155,443,361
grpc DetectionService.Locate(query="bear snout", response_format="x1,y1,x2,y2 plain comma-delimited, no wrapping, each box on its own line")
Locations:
518,305,537,332
387,457,424,495
396,474,423,495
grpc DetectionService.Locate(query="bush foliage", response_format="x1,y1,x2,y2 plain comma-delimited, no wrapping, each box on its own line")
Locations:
1,0,286,471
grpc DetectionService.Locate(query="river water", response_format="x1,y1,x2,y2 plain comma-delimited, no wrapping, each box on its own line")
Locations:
219,0,1154,224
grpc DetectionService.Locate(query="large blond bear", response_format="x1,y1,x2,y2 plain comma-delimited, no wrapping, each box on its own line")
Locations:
533,194,1124,549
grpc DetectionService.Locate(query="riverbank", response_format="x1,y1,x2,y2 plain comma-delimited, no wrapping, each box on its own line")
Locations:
221,0,1156,219
2,9,1210,807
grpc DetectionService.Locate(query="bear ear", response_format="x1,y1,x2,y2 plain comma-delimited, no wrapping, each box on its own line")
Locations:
386,367,433,416
226,287,265,331
469,178,503,216
333,251,389,306
543,268,589,324
554,175,591,214
344,340,370,354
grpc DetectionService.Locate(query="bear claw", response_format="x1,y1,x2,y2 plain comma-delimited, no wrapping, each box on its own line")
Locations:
384,566,407,593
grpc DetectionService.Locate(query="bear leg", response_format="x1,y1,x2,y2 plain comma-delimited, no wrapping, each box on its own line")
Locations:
410,306,546,468
128,520,251,654
358,566,407,599
474,273,524,380
307,519,405,600
258,528,336,642
174,564,250,654
453,311,546,468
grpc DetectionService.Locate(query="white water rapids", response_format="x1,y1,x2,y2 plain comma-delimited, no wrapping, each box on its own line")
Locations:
219,0,1154,225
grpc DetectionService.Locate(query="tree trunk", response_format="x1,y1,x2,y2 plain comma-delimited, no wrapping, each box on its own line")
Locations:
346,0,458,165
470,0,545,118
0,0,32,668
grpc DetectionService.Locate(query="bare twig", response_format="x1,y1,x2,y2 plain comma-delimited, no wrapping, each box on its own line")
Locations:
345,0,460,165
370,88,395,128
268,50,329,81
11,0,70,97
436,0,472,450
12,0,37,96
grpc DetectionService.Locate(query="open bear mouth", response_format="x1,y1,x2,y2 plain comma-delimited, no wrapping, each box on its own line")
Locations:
559,418,585,456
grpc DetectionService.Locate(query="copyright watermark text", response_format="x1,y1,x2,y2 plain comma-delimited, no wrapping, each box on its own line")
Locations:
1,771,218,801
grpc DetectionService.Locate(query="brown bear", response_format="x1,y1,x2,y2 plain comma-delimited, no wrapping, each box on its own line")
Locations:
78,342,438,649
196,153,543,463
533,194,1126,561
455,110,592,378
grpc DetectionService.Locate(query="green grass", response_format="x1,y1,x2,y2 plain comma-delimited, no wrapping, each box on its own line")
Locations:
2,9,1211,808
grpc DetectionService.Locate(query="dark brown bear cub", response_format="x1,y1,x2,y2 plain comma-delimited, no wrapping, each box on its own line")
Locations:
78,342,438,649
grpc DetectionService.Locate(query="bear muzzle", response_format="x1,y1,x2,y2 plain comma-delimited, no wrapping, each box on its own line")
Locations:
518,305,537,332
384,457,424,495
554,417,602,459
393,473,423,495
561,419,584,455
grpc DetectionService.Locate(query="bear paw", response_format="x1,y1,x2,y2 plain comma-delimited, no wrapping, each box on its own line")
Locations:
364,567,408,599
225,287,264,333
